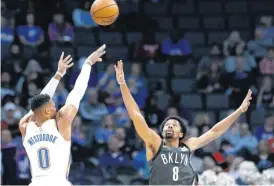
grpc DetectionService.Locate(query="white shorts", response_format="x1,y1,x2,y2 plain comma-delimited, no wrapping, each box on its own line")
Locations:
29,178,72,186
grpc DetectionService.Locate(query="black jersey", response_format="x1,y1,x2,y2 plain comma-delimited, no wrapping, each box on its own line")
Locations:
148,141,197,185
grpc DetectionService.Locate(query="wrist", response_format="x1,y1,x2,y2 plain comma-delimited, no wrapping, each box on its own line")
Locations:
54,72,62,81
56,71,64,77
237,107,243,115
84,59,94,66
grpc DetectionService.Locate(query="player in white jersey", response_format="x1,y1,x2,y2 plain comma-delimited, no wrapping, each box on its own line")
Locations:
18,45,106,186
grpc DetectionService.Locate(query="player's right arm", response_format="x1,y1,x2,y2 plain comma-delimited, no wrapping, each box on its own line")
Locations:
56,45,106,141
114,60,162,159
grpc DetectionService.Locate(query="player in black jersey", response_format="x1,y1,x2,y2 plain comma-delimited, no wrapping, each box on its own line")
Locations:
114,60,252,185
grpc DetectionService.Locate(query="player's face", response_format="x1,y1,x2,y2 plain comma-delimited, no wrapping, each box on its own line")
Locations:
162,119,183,140
45,99,57,119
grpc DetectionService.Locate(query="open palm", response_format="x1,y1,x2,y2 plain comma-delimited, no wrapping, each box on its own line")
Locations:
114,60,125,85
240,89,252,112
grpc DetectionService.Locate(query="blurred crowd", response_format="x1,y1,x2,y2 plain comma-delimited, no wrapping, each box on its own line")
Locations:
1,0,274,185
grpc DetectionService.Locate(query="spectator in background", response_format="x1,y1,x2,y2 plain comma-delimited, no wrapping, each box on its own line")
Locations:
1,16,14,45
1,129,18,184
99,135,131,176
197,61,224,93
198,124,219,153
225,123,258,155
223,31,245,56
72,0,98,28
53,81,69,108
255,140,273,171
1,72,15,99
228,156,244,179
259,46,274,75
2,102,23,139
95,114,115,144
202,155,217,171
193,112,211,129
225,56,255,108
161,29,192,62
72,115,88,146
17,12,44,47
100,79,123,113
256,76,274,108
128,63,145,88
198,42,223,73
19,59,44,104
48,12,74,43
2,44,23,76
166,106,179,117
255,114,274,141
1,129,15,147
132,142,149,180
16,145,31,185
221,110,241,146
247,16,274,57
96,64,116,91
224,44,256,73
131,32,160,62
126,63,147,108
144,96,164,128
79,88,108,123
115,127,134,157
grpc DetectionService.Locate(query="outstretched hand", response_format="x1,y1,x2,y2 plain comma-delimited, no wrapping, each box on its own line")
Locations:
57,52,74,76
240,89,252,113
86,44,106,65
114,60,126,85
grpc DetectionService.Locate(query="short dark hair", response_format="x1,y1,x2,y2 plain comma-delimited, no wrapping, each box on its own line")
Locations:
160,116,188,140
30,94,50,111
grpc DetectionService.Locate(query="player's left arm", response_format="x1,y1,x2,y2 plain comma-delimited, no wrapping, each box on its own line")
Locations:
185,89,252,151
56,45,106,140
19,53,74,133
19,111,35,138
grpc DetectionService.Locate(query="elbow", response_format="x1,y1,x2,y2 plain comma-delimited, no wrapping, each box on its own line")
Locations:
130,110,144,121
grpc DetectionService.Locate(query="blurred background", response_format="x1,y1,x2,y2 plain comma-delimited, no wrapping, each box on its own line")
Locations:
1,0,274,185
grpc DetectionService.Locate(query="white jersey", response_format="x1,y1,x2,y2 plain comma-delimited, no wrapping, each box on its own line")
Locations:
23,119,71,184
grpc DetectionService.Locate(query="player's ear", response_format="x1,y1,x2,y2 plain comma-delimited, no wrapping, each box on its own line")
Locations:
45,107,51,114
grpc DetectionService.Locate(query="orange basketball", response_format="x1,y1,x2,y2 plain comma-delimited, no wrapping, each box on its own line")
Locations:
90,0,119,26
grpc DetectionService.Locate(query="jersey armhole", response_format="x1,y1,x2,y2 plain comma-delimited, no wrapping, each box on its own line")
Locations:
55,118,59,131
181,142,192,153
150,140,163,162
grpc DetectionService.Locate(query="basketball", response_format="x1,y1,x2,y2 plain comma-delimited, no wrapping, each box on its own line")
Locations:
90,0,119,26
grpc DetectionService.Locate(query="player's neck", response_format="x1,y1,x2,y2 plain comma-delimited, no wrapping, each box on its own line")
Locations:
165,139,180,147
35,115,51,127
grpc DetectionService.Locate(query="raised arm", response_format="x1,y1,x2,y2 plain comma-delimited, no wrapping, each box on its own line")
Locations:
56,45,106,140
185,89,252,151
40,52,73,97
19,53,73,137
114,60,161,146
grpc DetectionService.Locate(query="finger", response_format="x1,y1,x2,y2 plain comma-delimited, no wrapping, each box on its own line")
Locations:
65,58,73,64
114,65,118,72
67,63,74,68
63,55,71,62
59,52,64,61
98,51,106,57
98,58,102,62
97,44,106,53
245,89,252,99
